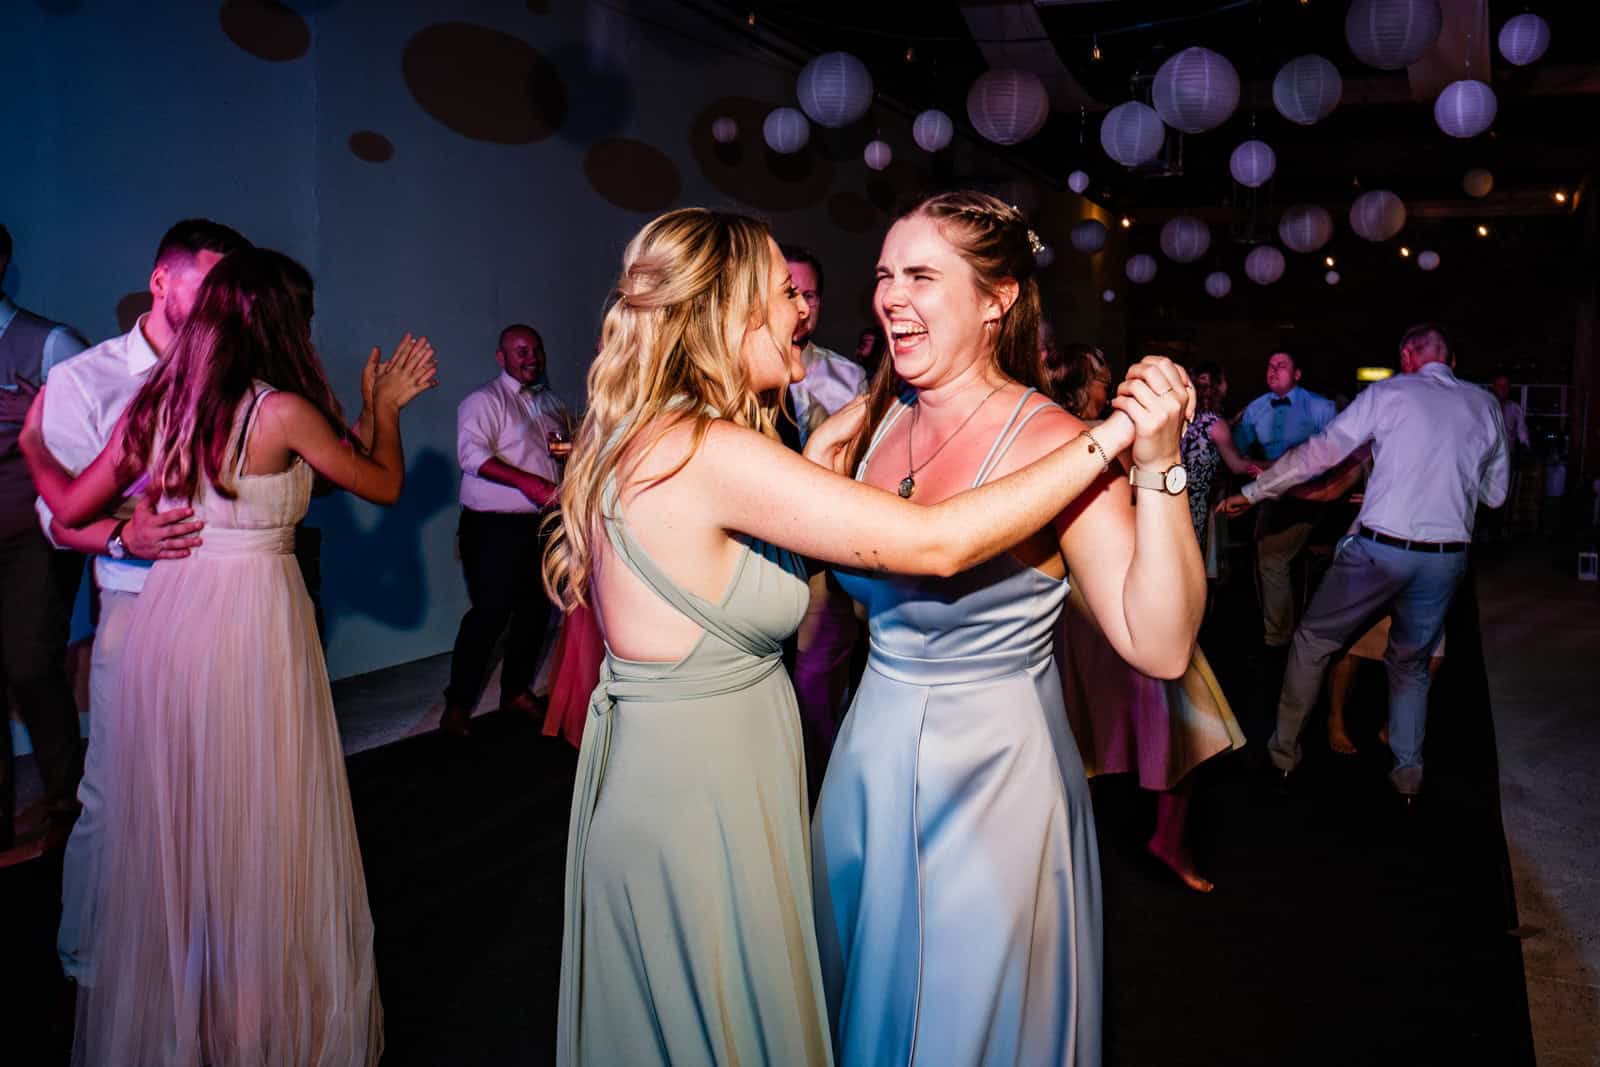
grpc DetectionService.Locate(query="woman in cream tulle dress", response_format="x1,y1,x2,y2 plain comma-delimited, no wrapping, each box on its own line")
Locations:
23,248,438,1065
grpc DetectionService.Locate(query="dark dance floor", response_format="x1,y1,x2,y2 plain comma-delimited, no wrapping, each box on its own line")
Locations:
3,567,1534,1066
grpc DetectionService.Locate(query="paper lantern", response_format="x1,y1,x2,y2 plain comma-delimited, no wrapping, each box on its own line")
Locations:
1498,13,1550,67
1462,168,1494,198
1069,219,1108,253
762,107,810,153
1417,250,1440,271
1273,55,1342,126
1068,170,1090,194
1350,190,1407,241
967,69,1049,146
1435,79,1497,139
1125,254,1158,284
1034,242,1055,269
1160,216,1211,263
796,51,873,128
711,117,738,144
1230,140,1276,188
1152,47,1239,134
912,109,953,152
1100,101,1165,167
1205,272,1232,299
864,140,892,171
1345,0,1443,70
1278,205,1334,253
1325,270,1341,285
1245,245,1286,285
1101,289,1117,303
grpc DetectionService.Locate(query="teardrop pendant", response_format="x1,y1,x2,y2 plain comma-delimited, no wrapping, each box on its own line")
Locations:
898,476,915,499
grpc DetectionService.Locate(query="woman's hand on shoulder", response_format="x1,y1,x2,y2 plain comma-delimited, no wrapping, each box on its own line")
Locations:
802,396,868,473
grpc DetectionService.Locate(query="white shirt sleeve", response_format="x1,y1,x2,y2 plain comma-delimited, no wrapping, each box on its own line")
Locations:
1480,406,1511,510
456,388,498,477
1244,386,1378,504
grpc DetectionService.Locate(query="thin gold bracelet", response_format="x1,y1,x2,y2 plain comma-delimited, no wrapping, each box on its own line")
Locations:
1080,428,1112,474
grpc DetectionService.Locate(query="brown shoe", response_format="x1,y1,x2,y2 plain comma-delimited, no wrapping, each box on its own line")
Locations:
500,691,545,719
439,703,474,737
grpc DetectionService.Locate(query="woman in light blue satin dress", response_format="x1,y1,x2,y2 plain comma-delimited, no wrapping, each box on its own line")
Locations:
808,193,1207,1066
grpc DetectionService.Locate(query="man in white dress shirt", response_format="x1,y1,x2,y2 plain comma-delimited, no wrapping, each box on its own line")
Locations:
442,324,570,737
781,245,868,801
38,218,248,979
1220,324,1509,799
1486,374,1531,541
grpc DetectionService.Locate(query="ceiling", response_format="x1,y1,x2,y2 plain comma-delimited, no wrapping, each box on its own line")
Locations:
693,1,1600,223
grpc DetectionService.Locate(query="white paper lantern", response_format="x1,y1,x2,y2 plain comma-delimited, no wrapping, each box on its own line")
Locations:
967,69,1049,146
1278,205,1334,253
1152,47,1239,134
1350,190,1407,241
1462,168,1494,198
1273,55,1342,126
1100,101,1165,167
1230,140,1276,188
1435,79,1497,139
1125,254,1158,284
1101,289,1117,303
1345,0,1443,70
1068,170,1090,194
1245,245,1286,285
1498,13,1551,67
1160,217,1211,263
763,107,810,154
864,140,892,171
796,51,873,128
1034,242,1056,269
1205,271,1232,299
1069,219,1108,253
1325,270,1341,285
912,109,954,152
711,117,738,144
1417,250,1440,271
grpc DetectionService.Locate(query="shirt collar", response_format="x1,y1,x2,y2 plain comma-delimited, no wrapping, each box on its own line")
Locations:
500,370,546,395
127,314,160,375
1417,361,1455,380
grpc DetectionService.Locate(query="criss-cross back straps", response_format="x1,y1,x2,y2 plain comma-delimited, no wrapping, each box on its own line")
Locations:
599,475,776,658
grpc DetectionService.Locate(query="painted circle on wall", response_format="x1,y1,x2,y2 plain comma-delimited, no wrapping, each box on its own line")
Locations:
348,131,394,163
219,0,312,63
690,97,834,213
403,22,567,144
585,139,681,213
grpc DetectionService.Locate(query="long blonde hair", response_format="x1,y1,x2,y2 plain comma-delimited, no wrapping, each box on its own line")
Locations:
542,207,784,610
842,191,1044,476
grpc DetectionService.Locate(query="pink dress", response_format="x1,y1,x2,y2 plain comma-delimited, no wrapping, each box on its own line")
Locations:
543,600,604,749
1056,583,1244,791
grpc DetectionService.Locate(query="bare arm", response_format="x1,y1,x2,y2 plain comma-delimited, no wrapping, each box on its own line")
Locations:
1209,417,1259,476
20,390,138,528
479,456,556,508
47,495,205,560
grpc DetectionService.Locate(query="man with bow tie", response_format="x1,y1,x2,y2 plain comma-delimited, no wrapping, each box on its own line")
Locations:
1234,351,1338,648
443,324,571,736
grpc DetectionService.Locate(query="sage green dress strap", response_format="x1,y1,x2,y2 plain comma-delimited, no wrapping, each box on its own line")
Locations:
558,471,831,1066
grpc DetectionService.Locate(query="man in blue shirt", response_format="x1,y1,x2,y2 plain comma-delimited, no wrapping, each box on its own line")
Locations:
1234,352,1337,647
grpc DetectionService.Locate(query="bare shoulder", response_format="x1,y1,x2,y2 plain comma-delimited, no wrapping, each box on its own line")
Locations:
999,396,1087,469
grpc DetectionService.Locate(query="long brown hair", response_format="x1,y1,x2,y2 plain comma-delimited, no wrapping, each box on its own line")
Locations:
120,248,347,502
1041,343,1109,419
842,191,1045,475
541,208,784,611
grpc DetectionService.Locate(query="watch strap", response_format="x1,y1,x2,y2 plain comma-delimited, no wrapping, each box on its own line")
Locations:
108,518,130,558
1128,465,1165,491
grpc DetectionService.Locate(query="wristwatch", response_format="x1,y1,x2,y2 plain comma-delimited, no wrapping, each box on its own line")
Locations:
106,518,130,560
1129,463,1188,495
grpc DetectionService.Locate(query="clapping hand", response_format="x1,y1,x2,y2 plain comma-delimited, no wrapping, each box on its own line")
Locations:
370,333,439,412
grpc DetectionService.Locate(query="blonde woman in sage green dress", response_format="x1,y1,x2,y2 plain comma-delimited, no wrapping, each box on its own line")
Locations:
542,207,1186,1066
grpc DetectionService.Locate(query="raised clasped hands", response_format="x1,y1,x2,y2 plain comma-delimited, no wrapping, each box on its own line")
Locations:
1100,356,1195,467
369,333,440,412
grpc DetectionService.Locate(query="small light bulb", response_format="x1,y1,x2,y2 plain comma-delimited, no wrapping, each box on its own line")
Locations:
747,11,756,27
1324,255,1335,268
1400,246,1411,257
1476,224,1489,237
1091,37,1102,62
1120,216,1132,229
1555,191,1568,204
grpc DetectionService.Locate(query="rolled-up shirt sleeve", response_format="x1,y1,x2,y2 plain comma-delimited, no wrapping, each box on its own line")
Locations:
456,390,497,477
43,327,89,377
1243,388,1377,504
35,367,99,547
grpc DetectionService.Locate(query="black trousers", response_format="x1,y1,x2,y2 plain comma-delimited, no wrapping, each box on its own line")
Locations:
444,508,552,710
0,521,85,849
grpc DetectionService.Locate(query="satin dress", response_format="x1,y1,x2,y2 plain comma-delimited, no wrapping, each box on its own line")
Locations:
812,390,1102,1066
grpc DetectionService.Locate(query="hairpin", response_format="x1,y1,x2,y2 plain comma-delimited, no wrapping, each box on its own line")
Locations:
1026,228,1045,256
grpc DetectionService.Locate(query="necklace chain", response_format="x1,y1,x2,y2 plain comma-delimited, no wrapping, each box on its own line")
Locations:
900,382,1008,499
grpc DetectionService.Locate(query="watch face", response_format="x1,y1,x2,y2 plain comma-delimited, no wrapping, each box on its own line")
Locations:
1165,465,1188,494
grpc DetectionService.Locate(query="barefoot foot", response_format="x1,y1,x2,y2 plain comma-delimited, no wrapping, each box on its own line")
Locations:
1148,840,1215,893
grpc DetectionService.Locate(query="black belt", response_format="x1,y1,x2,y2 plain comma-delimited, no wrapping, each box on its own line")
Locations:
1359,526,1466,554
